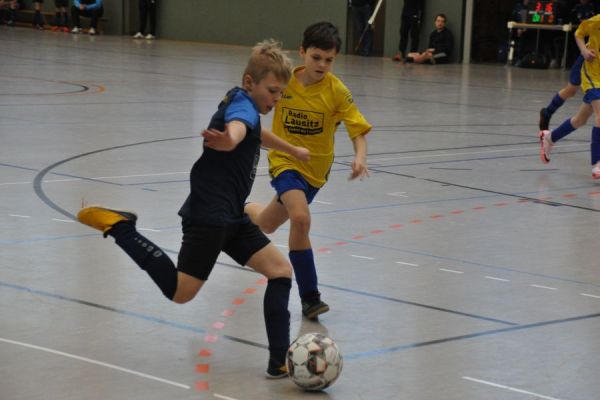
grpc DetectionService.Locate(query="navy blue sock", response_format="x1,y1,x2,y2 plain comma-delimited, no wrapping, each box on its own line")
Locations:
109,222,177,300
289,249,318,298
545,93,565,116
263,277,291,364
551,118,575,143
591,127,600,165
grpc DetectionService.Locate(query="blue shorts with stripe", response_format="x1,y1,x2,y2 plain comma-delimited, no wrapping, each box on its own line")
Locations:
583,88,600,104
270,170,320,204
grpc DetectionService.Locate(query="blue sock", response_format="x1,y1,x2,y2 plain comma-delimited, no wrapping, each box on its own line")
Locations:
289,249,318,299
545,93,565,116
591,127,600,165
551,119,575,143
263,278,291,364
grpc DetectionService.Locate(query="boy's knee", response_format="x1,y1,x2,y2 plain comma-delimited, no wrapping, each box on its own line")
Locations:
289,213,310,230
258,221,278,234
172,289,197,304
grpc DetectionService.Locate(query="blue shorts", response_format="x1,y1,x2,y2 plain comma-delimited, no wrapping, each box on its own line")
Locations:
583,88,600,104
271,170,319,204
569,55,584,86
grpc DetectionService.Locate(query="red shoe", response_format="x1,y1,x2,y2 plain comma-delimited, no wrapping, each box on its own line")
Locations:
593,164,600,179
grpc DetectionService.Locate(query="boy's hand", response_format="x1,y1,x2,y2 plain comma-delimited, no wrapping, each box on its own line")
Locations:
293,146,310,162
583,48,596,62
349,158,369,181
202,128,236,151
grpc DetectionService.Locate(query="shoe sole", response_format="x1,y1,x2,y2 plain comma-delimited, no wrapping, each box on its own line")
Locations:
303,304,330,320
538,131,550,164
264,371,288,379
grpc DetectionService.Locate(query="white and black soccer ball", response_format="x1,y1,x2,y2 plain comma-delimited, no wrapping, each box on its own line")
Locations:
286,332,343,391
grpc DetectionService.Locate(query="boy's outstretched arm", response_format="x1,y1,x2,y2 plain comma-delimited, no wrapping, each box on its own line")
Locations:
201,121,247,151
349,134,369,181
260,128,310,161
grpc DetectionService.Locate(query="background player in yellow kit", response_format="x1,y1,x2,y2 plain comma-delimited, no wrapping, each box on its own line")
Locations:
245,21,372,319
539,14,600,178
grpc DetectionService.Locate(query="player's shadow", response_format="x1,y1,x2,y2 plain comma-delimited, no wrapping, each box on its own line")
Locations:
295,315,330,338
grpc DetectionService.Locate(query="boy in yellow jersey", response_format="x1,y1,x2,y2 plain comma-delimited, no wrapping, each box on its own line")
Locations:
539,14,600,178
245,22,372,319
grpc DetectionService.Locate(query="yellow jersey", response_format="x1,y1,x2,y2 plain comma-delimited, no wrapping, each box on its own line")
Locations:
576,14,600,92
268,66,372,188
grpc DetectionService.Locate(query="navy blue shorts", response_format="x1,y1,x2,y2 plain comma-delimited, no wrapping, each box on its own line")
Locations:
583,88,600,104
569,55,584,86
271,170,320,204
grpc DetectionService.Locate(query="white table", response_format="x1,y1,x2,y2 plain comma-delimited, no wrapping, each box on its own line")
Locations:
506,21,572,68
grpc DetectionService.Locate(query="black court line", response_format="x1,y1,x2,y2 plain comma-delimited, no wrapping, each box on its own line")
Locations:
429,167,473,171
32,136,196,220
190,256,517,326
4,277,596,363
345,312,600,360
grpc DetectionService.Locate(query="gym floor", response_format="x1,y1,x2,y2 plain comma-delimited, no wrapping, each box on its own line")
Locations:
1,27,599,400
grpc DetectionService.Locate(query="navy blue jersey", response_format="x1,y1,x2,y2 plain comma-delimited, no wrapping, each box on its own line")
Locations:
179,87,261,226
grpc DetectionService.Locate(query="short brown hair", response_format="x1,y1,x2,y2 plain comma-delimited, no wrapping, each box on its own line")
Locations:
243,39,292,85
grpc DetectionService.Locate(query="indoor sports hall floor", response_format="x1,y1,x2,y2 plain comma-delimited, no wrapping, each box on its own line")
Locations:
1,27,599,400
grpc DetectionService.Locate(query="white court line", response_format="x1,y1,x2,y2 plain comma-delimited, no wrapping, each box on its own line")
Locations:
0,337,190,390
274,243,288,248
52,218,75,223
313,200,333,205
214,394,239,400
0,171,191,187
580,293,600,299
485,276,510,282
395,261,419,267
387,192,408,197
369,143,585,163
530,284,557,291
463,376,565,400
439,268,464,274
9,214,31,218
351,255,375,260
138,228,162,232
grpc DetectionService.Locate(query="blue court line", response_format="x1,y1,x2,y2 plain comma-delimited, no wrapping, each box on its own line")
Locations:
344,312,600,360
0,279,266,350
0,280,206,334
2,278,596,363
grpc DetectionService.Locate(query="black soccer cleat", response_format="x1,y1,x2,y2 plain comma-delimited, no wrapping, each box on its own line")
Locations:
539,108,550,131
301,292,330,320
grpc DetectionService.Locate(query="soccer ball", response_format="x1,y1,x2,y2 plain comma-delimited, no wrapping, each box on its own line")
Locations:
286,332,343,391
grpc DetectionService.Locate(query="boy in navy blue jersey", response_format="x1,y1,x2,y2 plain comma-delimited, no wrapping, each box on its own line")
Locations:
77,40,310,378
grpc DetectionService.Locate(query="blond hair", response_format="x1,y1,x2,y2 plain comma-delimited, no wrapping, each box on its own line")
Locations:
243,39,292,85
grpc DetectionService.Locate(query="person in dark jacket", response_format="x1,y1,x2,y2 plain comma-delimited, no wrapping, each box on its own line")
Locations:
393,0,425,61
407,13,453,64
351,0,375,56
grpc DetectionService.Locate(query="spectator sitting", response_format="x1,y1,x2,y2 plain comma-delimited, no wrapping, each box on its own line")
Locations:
71,0,103,36
406,13,453,64
0,0,18,26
